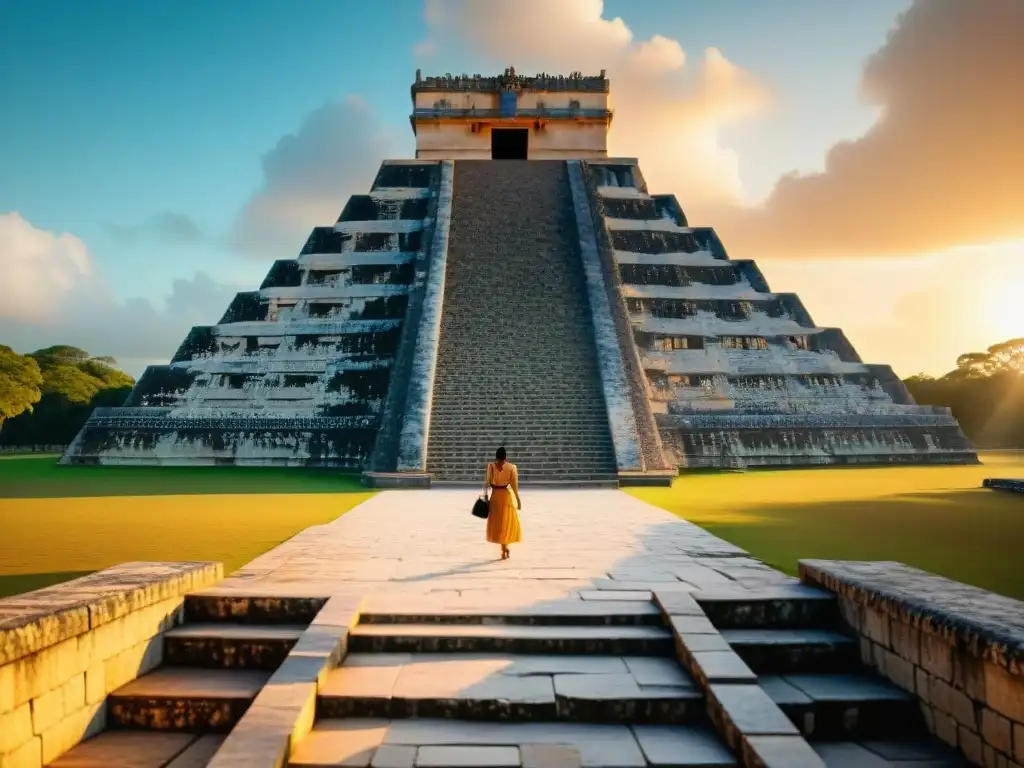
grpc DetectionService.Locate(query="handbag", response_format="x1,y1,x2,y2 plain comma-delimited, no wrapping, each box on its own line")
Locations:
472,495,490,519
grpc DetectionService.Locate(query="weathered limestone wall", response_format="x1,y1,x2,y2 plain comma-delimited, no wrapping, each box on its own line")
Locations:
414,122,608,160
581,159,675,473
395,161,454,472
412,89,609,112
61,162,447,468
565,160,643,472
582,158,977,468
411,69,612,160
801,560,1024,767
0,562,221,767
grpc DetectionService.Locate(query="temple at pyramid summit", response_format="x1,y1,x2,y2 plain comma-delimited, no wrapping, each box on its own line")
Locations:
62,68,977,480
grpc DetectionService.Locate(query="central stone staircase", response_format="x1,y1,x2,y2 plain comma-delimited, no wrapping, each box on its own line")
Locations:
290,599,738,766
426,160,618,484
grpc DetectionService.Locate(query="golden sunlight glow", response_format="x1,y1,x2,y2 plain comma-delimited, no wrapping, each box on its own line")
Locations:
980,241,1024,343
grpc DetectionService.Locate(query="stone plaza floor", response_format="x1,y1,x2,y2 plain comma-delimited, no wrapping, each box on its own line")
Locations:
209,488,794,607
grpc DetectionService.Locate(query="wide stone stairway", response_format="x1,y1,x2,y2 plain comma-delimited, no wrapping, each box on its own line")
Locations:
292,599,733,766
426,160,618,483
27,491,983,767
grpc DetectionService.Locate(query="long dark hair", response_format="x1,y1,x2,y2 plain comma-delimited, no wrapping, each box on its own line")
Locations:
495,446,507,462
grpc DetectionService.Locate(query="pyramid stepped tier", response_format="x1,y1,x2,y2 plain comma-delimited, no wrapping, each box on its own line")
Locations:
61,161,447,467
424,160,620,482
62,155,975,473
578,158,977,469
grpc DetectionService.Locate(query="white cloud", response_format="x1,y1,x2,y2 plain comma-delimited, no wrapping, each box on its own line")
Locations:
0,213,98,322
413,39,438,59
0,212,239,377
706,0,1024,259
422,0,768,207
231,96,401,259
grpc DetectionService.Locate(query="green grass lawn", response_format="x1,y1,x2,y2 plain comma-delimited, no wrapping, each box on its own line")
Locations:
628,451,1024,600
0,456,374,598
4,452,1022,602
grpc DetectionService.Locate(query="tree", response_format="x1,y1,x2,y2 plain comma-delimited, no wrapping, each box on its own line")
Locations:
0,347,135,446
904,336,1024,448
0,346,43,430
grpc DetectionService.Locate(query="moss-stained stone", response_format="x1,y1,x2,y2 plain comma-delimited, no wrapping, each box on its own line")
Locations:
107,695,252,734
358,601,660,627
347,624,674,656
184,594,327,626
163,626,303,670
694,586,839,630
106,668,269,733
719,629,859,675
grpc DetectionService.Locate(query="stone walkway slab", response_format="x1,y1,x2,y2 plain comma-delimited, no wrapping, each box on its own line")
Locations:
203,490,783,604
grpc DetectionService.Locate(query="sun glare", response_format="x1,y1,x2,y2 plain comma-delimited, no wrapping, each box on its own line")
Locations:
981,243,1024,343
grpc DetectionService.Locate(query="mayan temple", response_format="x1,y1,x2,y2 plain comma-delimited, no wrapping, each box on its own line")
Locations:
62,68,977,480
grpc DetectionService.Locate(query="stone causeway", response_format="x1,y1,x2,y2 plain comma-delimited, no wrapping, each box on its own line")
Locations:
4,488,1022,767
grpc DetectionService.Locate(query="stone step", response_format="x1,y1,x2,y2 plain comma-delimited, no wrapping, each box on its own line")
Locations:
163,622,305,669
348,623,675,656
426,160,618,482
432,478,621,488
359,600,662,626
427,451,617,462
759,673,926,741
719,629,859,675
184,591,326,625
430,468,620,479
428,435,615,449
318,653,703,724
48,732,225,767
290,718,737,767
431,471,622,483
812,739,969,766
694,586,840,629
107,667,271,733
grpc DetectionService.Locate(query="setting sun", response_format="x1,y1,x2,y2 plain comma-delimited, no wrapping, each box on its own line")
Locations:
980,241,1024,343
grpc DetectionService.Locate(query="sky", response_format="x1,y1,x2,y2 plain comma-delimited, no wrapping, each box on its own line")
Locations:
1,0,1022,378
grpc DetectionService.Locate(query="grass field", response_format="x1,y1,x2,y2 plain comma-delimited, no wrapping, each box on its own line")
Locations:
3,452,1022,602
628,451,1024,600
0,456,374,598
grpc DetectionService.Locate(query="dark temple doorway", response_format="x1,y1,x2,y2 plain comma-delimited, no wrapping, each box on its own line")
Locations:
491,128,528,160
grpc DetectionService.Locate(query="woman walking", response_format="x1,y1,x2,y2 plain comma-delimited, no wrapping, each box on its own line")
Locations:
485,446,522,560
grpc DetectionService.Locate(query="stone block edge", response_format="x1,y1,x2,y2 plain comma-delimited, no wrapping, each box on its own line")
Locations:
798,559,1024,675
206,593,364,768
0,561,223,666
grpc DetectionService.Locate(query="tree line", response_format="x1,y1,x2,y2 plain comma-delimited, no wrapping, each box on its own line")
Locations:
904,337,1024,449
0,345,135,447
1,338,1022,449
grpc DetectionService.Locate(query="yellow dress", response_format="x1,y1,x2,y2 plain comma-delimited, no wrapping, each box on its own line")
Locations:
485,461,523,546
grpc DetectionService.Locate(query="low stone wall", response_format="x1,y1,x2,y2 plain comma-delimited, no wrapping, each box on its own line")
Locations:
799,560,1024,767
984,478,1024,494
0,562,222,767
